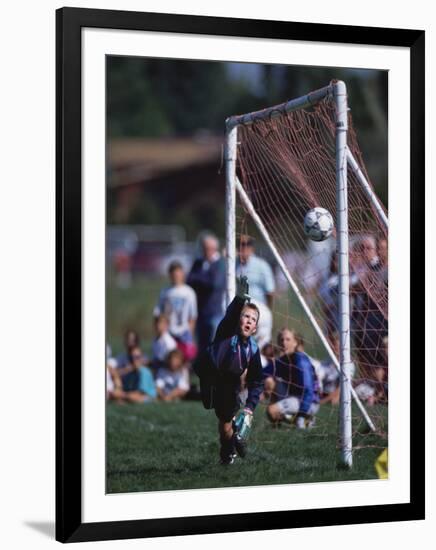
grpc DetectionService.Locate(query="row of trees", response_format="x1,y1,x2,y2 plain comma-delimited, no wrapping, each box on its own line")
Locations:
107,56,388,233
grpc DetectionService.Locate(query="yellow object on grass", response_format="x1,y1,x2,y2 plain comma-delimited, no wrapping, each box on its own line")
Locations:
375,448,388,479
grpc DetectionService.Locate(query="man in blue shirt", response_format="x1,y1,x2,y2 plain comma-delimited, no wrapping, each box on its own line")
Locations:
351,235,388,389
187,233,226,352
194,277,264,464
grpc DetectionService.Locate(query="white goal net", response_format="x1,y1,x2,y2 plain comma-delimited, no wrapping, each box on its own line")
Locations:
225,81,388,467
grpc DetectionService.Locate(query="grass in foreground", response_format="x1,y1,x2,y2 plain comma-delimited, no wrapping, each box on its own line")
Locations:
107,400,387,494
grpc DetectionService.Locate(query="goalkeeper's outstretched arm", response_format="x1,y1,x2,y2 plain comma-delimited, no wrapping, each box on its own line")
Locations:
214,276,251,343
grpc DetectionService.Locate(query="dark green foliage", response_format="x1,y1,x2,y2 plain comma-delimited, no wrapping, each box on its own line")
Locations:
107,57,259,138
107,57,387,228
107,57,172,137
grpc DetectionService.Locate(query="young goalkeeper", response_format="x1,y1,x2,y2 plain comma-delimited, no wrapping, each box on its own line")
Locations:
195,276,264,465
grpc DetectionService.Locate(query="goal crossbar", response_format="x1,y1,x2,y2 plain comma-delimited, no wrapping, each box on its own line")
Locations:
226,83,389,234
226,84,332,129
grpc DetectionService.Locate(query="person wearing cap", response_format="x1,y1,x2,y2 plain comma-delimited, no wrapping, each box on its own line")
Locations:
236,236,275,348
153,261,198,360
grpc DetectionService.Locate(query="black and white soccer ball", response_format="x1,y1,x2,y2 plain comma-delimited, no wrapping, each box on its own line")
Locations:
304,207,334,242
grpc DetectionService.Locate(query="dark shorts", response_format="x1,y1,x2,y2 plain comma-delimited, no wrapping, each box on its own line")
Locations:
213,382,241,423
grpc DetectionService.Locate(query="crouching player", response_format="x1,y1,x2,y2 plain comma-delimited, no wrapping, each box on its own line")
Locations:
266,329,320,429
194,277,264,464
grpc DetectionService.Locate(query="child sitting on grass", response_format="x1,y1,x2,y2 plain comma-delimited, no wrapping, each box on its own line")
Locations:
155,349,190,402
117,346,157,404
266,328,319,429
106,356,124,402
151,314,177,372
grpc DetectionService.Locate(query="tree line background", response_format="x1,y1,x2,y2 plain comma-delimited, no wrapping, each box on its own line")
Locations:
107,56,388,239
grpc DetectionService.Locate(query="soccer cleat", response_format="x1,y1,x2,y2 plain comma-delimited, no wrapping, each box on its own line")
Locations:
295,415,306,430
219,439,236,465
306,416,316,429
283,414,296,425
233,433,247,458
220,454,235,465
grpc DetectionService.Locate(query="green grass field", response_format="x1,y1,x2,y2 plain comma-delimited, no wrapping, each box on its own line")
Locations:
107,274,388,493
107,274,164,356
107,400,387,493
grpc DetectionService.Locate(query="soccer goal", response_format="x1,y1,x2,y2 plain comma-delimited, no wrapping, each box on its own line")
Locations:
225,81,388,468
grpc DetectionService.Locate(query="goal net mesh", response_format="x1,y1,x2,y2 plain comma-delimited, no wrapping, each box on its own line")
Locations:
234,92,388,456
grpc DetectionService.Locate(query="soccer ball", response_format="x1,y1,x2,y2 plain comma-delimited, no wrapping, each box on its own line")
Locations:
304,207,334,242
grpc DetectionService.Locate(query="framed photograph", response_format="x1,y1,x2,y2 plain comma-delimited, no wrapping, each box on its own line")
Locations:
56,7,425,543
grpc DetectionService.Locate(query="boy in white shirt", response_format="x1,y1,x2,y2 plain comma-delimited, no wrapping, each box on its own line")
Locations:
153,261,198,360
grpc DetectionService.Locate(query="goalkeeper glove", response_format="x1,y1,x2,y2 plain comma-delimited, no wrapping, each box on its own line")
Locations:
233,407,254,441
232,408,253,459
236,275,251,302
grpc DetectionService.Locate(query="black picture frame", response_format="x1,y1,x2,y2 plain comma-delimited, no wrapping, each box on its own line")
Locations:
56,7,425,543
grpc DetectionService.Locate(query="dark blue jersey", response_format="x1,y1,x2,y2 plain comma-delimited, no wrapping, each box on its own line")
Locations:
187,257,226,318
274,351,316,415
352,260,388,334
207,296,264,411
262,359,275,380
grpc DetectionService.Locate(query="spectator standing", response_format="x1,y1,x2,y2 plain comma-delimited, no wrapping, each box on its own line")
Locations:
351,235,388,383
378,237,388,269
113,248,132,289
377,237,389,285
154,260,198,361
319,250,361,341
236,236,275,348
187,233,226,352
318,251,340,340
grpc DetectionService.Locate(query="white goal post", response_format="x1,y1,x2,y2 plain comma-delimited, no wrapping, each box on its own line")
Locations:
225,80,386,467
